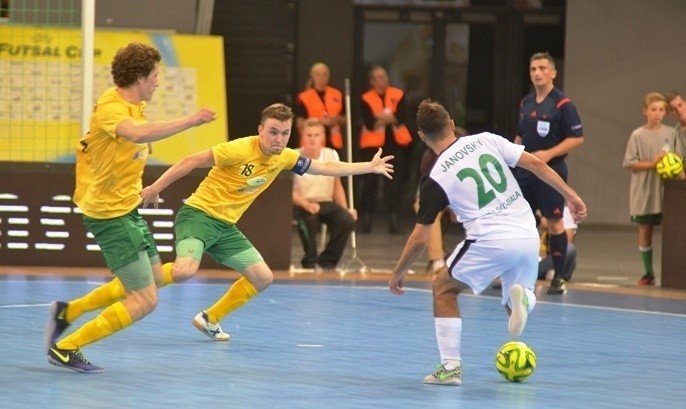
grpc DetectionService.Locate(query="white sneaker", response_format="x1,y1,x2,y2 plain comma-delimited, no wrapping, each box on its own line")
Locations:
508,284,528,337
192,311,230,341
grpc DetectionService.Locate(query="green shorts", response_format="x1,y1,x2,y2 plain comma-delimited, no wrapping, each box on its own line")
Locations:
83,210,159,272
175,205,263,271
630,214,662,225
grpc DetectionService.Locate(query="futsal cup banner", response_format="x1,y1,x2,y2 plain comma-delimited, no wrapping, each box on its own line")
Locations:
0,26,227,163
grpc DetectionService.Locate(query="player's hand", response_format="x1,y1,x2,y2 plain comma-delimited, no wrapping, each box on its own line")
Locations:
567,195,587,222
191,108,217,127
371,148,395,179
140,186,160,209
389,273,405,295
348,208,358,221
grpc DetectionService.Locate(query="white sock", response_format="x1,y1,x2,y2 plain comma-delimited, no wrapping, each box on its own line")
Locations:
435,317,462,369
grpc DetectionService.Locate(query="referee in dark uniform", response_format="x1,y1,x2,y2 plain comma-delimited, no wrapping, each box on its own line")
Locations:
514,52,584,295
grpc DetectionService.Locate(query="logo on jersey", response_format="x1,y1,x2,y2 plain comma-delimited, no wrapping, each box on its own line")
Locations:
237,176,267,194
537,120,550,137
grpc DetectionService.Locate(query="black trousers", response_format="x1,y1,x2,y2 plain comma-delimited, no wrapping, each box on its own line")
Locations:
293,201,355,269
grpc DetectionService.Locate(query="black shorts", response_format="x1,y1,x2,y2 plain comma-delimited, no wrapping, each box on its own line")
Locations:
515,160,567,219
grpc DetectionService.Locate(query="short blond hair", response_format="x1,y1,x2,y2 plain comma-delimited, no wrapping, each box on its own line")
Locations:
303,117,326,132
643,92,667,108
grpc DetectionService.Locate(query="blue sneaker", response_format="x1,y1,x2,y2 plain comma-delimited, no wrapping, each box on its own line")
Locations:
43,301,70,353
48,346,104,373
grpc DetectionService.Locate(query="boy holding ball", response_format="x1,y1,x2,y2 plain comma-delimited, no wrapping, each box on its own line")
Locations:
622,92,684,286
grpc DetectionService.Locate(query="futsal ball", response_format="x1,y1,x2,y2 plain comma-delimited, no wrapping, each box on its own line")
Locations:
656,152,684,179
495,341,537,382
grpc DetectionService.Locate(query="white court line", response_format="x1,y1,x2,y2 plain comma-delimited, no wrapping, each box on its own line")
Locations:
0,280,683,317
0,303,50,308
296,344,323,348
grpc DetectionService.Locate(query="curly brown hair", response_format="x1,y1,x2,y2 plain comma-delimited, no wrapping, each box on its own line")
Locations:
110,42,161,88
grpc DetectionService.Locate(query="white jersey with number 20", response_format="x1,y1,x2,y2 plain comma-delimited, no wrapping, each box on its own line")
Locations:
429,132,538,240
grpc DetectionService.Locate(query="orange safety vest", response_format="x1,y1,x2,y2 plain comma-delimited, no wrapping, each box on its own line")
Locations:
359,87,412,149
298,86,344,149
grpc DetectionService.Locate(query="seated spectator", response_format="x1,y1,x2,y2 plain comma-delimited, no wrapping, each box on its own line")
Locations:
292,119,357,270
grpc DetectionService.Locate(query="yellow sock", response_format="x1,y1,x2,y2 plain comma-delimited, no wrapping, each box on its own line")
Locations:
205,277,258,324
65,278,126,323
159,262,175,288
57,302,133,350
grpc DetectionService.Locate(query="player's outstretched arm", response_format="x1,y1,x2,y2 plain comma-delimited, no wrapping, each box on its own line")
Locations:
389,223,432,295
516,151,588,222
141,149,214,208
118,108,217,144
307,148,394,178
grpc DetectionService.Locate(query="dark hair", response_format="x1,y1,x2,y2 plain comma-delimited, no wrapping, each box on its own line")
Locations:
260,103,295,124
530,51,556,69
665,91,681,103
416,99,451,141
111,42,161,88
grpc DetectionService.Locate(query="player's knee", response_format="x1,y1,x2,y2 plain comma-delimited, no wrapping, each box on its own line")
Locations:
255,269,274,290
172,257,200,282
432,269,461,297
141,291,158,316
126,286,158,321
244,262,273,291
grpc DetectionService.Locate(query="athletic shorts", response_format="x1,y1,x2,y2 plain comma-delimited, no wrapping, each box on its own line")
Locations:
631,214,662,225
175,205,263,271
82,210,158,272
446,237,539,305
516,160,567,219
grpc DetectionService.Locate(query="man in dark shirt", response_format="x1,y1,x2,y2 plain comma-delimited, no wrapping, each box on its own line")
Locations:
514,52,584,295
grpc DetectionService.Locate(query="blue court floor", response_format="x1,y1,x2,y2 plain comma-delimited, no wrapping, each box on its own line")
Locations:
1,275,685,409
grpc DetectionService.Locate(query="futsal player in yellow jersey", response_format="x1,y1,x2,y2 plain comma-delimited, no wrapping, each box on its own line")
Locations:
43,42,216,373
140,103,393,341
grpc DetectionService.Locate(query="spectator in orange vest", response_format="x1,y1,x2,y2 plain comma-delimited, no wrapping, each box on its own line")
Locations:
295,62,346,158
358,65,413,234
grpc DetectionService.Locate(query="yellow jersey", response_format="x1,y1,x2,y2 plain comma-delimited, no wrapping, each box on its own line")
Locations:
185,135,309,224
74,87,150,219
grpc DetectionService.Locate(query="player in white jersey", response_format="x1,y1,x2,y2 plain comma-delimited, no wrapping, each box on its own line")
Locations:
389,99,587,386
